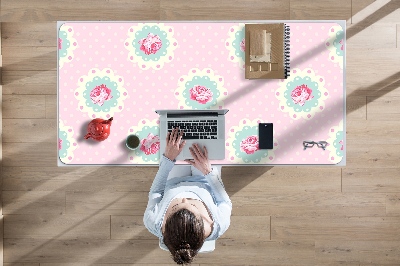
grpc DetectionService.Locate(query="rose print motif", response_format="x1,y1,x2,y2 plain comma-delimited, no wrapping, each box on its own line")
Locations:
58,38,62,49
190,85,213,104
226,118,278,163
175,68,227,110
240,135,259,154
327,120,344,164
125,23,177,70
276,68,329,120
90,84,113,106
58,24,78,69
75,68,128,119
325,24,344,69
128,119,160,163
291,84,314,106
59,120,78,164
225,23,246,68
140,133,160,155
139,33,162,55
240,38,245,52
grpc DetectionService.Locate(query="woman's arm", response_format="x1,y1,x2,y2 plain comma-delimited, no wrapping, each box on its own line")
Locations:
143,128,186,236
143,155,175,236
205,167,232,237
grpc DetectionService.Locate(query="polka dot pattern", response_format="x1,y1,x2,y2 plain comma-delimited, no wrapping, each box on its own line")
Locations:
59,22,344,165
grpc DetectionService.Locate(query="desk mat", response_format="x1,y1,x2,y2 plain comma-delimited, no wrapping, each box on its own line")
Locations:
58,22,345,165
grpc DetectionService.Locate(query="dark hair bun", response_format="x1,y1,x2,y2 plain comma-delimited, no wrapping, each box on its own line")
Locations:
174,247,194,264
180,243,191,250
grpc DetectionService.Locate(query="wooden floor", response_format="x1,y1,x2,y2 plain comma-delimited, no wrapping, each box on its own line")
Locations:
1,0,400,265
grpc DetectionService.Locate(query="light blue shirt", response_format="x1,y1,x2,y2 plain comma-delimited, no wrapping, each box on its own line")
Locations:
143,155,232,241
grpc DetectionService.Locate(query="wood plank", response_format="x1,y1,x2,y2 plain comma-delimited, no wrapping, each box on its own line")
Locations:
45,95,56,119
2,95,46,119
290,0,351,20
2,46,55,57
398,24,400,48
41,264,196,266
160,0,290,20
223,166,341,194
346,96,366,120
0,0,160,22
2,119,56,143
66,191,148,216
367,96,400,120
346,120,400,144
346,143,400,168
4,238,315,264
3,239,162,264
4,214,110,240
222,216,270,240
0,216,3,266
0,21,2,54
2,142,56,167
2,166,156,192
272,216,400,241
4,263,39,266
1,22,56,46
346,48,400,97
316,240,400,264
351,0,400,25
0,21,3,266
231,192,386,217
386,194,400,216
347,23,397,49
2,191,65,215
351,0,376,24
2,47,56,72
343,168,400,193
2,50,57,71
2,70,56,95
111,216,154,240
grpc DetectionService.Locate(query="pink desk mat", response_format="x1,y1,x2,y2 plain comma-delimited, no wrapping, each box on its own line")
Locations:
58,21,345,165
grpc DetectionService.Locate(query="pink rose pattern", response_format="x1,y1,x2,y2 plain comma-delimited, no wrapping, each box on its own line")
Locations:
90,84,113,106
140,133,160,155
291,84,314,106
138,33,162,55
190,85,213,104
339,139,344,150
58,138,63,150
240,135,259,154
58,38,62,49
339,39,344,51
240,38,245,52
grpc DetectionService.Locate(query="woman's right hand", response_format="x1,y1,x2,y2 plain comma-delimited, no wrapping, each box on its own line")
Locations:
184,144,212,175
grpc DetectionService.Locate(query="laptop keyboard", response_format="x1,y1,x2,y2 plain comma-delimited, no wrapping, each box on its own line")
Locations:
168,120,218,139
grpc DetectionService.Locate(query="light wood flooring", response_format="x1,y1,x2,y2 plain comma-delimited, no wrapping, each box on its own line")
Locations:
1,0,400,265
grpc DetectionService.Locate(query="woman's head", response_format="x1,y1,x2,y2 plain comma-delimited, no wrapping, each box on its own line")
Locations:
163,208,206,264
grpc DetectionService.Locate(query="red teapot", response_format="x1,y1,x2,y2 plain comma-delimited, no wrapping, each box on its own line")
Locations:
84,117,113,141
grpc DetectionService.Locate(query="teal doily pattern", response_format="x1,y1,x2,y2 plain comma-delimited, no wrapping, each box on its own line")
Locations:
276,68,329,120
125,23,178,70
226,118,278,164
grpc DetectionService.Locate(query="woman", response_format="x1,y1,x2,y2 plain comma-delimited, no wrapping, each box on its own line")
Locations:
144,127,232,264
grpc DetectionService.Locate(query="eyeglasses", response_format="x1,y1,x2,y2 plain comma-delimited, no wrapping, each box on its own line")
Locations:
303,140,328,150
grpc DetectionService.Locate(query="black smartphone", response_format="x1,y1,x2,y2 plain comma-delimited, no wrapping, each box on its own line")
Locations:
259,123,273,149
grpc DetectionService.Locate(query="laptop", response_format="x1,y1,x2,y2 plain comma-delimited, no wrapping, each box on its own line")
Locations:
155,109,229,160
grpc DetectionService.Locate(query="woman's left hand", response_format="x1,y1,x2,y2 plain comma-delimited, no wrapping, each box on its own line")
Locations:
164,127,186,161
